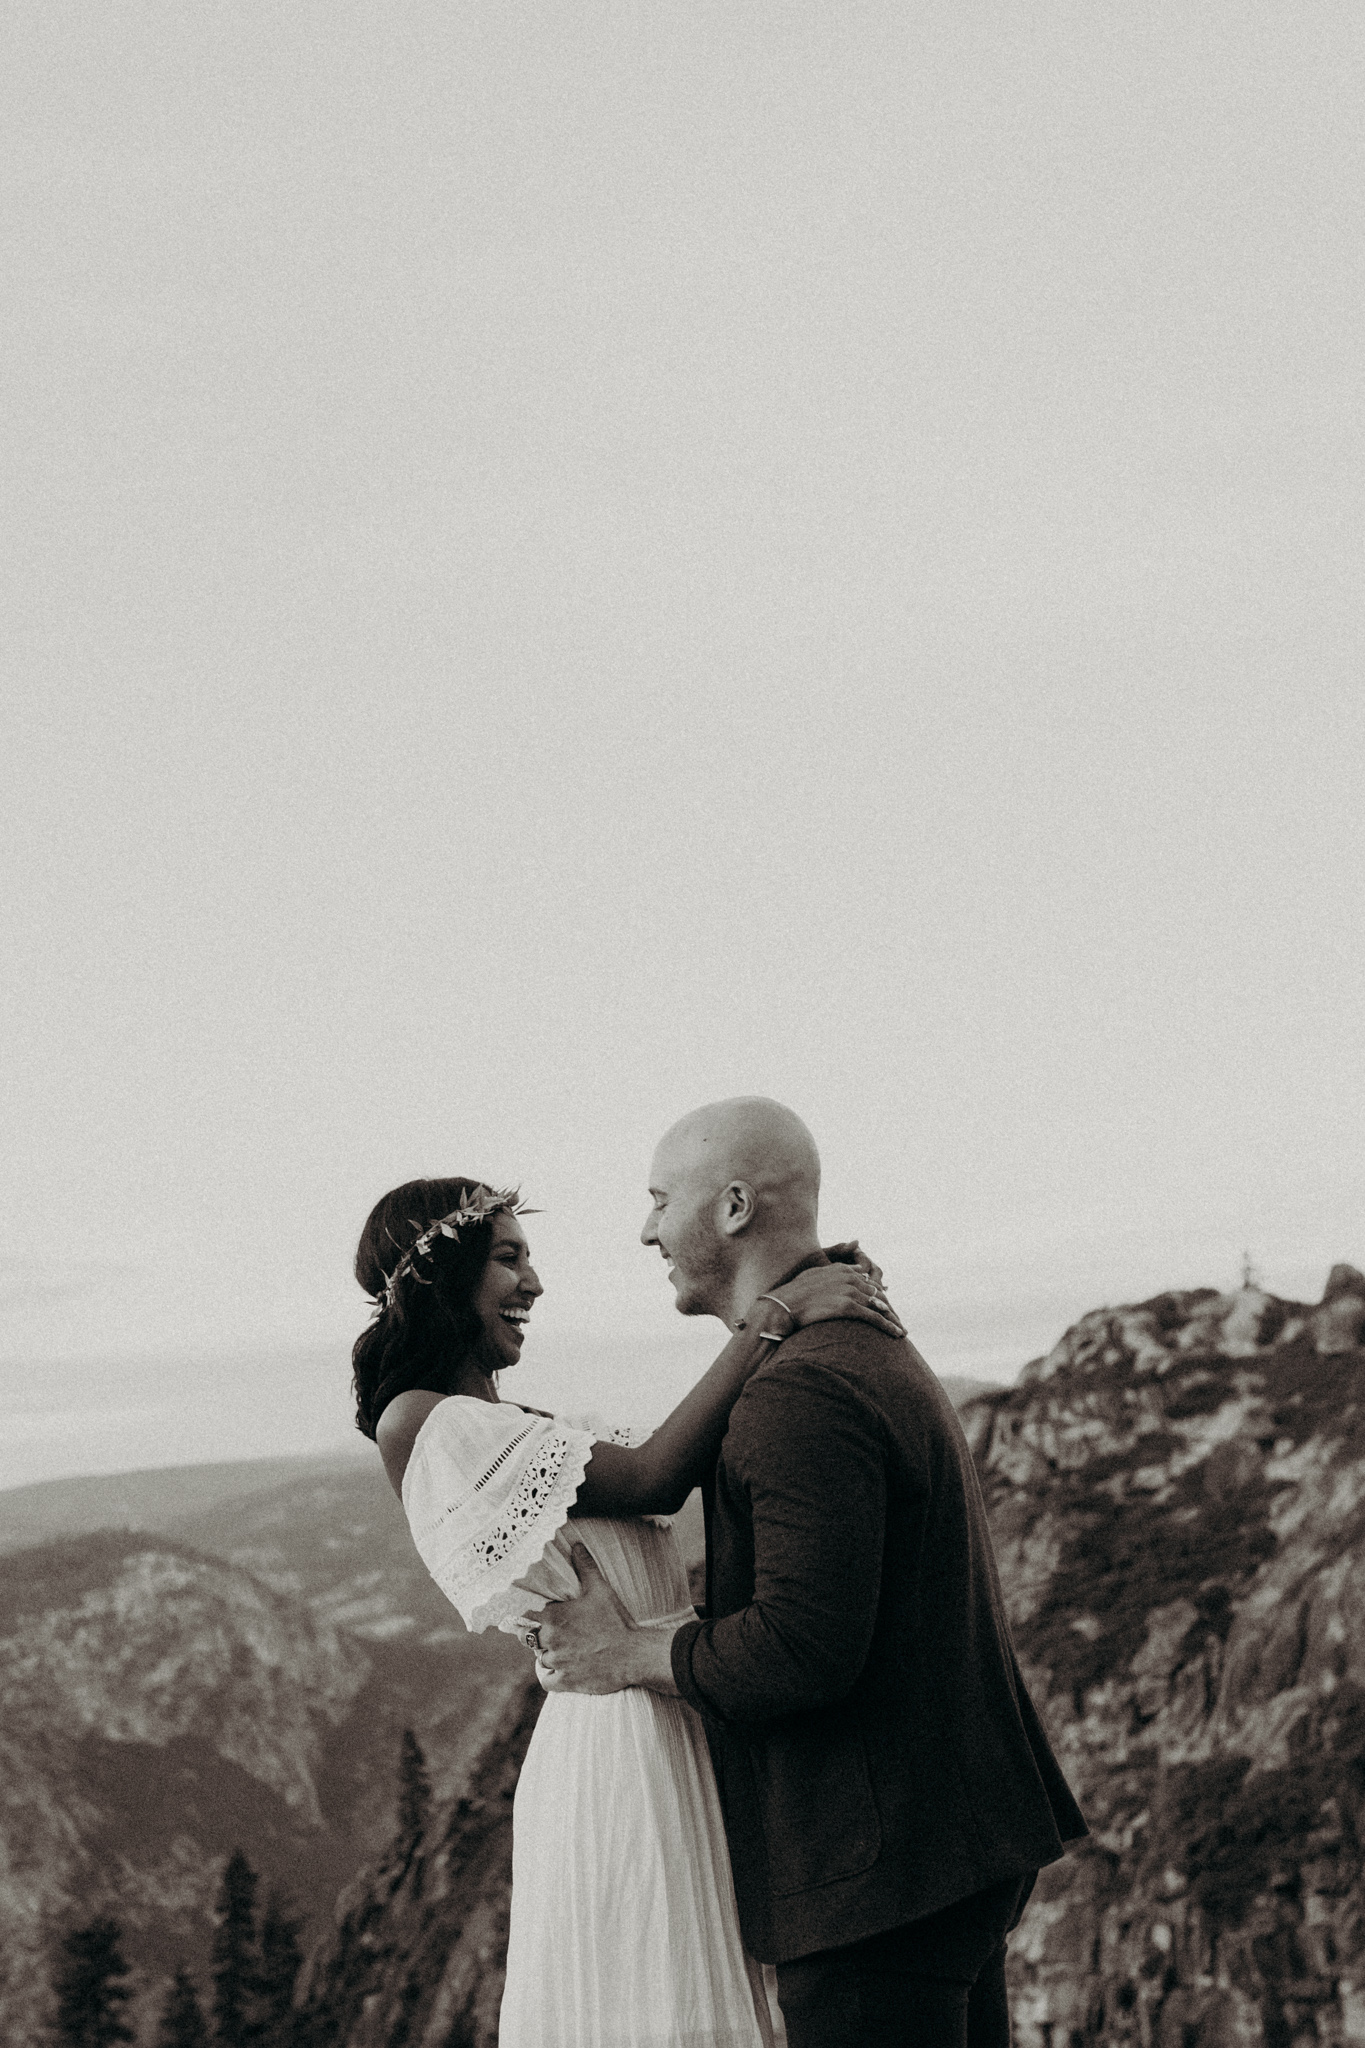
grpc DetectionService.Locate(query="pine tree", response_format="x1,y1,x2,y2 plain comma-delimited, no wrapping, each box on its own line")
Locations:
395,1727,431,1854
155,1967,210,2048
210,1849,259,2048
51,1916,135,2048
254,1893,303,2047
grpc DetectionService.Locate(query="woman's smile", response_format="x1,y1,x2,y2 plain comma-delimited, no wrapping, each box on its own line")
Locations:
472,1213,544,1369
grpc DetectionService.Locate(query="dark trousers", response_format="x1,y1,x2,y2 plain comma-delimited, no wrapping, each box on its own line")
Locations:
774,1873,1036,2048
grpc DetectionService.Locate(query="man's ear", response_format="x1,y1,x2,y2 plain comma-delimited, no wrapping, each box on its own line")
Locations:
717,1180,757,1237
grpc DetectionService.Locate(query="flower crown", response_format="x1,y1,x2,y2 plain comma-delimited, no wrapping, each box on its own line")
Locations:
373,1186,537,1316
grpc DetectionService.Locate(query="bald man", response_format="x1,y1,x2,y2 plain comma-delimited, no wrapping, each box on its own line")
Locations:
535,1097,1086,2048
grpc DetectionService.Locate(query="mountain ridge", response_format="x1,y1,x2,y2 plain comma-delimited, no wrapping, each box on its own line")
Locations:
0,1450,371,1555
0,1371,1002,1555
0,1512,524,2044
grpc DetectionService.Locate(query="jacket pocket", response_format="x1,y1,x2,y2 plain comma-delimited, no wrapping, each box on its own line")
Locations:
749,1713,883,1896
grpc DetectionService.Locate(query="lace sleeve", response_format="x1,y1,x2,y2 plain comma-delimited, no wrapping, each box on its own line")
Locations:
595,1420,653,1447
401,1399,596,1633
554,1410,654,1449
575,1414,671,1525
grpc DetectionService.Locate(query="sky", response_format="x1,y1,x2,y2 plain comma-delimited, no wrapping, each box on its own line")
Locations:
4,2,1362,1491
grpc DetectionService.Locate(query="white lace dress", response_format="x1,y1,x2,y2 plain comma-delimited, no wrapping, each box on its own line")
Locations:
402,1396,781,2048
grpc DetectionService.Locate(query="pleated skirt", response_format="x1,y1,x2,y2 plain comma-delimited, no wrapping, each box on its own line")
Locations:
498,1686,779,2048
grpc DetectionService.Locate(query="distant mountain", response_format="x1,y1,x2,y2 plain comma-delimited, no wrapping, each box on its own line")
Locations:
938,1371,1008,1409
0,1528,348,2042
0,1370,994,1560
0,1450,371,1556
159,1456,473,1643
0,1459,526,2046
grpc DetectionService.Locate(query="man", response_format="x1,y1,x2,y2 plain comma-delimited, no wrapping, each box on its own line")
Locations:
534,1097,1086,2048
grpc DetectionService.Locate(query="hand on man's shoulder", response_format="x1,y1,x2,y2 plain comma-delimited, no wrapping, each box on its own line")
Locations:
762,1314,908,1375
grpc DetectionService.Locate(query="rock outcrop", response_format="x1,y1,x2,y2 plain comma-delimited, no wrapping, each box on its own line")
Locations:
966,1266,1365,2048
294,1678,544,2048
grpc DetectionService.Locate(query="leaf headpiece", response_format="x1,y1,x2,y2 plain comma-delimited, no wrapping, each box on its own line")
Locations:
372,1186,537,1317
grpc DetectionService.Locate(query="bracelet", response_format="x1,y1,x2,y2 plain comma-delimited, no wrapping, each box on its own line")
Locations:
754,1293,798,1330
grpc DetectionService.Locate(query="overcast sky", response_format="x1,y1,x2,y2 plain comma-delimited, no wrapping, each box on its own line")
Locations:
4,2,1362,1490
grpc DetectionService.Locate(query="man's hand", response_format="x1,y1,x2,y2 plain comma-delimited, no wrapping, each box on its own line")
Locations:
517,1544,679,1697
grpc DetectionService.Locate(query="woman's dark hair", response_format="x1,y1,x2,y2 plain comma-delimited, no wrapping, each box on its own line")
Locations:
351,1177,505,1439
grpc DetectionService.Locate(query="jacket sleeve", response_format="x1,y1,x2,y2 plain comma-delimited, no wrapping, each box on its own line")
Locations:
671,1357,887,1724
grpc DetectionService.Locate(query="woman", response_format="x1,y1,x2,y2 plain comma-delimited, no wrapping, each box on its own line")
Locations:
353,1176,903,2048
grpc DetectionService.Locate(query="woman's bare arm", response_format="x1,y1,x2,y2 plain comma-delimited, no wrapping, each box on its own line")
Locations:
376,1261,901,1511
569,1264,903,1518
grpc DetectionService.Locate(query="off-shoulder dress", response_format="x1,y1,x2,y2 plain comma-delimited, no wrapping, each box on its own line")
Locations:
402,1395,780,2048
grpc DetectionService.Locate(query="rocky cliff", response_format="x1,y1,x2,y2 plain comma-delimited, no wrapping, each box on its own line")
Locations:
968,1263,1365,2048
295,1678,544,2048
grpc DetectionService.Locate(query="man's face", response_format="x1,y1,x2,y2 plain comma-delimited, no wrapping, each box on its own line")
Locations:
641,1143,732,1320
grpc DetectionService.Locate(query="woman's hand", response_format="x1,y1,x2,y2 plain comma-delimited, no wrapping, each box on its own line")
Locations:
824,1239,884,1289
748,1261,905,1340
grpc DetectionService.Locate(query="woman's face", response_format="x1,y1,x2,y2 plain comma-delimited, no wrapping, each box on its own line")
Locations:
471,1213,543,1371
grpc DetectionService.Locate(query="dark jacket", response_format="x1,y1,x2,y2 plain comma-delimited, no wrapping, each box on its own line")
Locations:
671,1295,1086,1965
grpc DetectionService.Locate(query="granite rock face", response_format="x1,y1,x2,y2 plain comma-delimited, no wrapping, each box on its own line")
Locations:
0,1532,368,2043
966,1267,1365,2048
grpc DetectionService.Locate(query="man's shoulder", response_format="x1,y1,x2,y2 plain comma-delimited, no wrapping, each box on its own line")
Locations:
756,1318,916,1380
734,1324,955,1435
730,1323,900,1415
